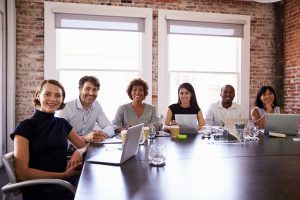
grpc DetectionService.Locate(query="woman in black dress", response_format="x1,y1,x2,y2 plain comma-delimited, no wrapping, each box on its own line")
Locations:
11,79,87,200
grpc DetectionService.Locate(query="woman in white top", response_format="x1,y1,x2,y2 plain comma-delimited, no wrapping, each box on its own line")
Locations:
251,85,284,129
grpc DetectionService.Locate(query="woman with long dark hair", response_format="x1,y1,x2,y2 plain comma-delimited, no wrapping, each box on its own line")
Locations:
163,82,205,132
251,85,284,128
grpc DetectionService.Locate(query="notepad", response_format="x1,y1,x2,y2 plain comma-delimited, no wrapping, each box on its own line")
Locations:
269,131,286,138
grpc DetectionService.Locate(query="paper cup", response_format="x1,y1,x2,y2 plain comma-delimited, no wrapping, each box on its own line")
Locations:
121,130,127,145
143,126,149,140
170,125,180,138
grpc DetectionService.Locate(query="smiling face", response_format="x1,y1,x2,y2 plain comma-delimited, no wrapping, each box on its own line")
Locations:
79,81,99,107
38,83,63,113
221,85,235,104
131,85,145,102
179,88,192,105
260,89,275,106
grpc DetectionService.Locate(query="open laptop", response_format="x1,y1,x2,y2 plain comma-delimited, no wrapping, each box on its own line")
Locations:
175,114,198,134
265,114,300,135
224,118,249,139
87,123,144,165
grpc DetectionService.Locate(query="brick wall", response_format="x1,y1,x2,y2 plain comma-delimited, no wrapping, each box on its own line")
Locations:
15,0,277,122
284,0,300,114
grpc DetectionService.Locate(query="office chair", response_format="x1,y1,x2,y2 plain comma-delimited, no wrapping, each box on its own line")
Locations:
1,152,76,200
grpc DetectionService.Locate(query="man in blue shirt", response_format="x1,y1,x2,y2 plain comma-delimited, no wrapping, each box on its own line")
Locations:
57,76,114,143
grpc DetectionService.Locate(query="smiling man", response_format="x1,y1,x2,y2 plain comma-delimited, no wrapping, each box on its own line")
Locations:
205,85,246,127
57,76,114,144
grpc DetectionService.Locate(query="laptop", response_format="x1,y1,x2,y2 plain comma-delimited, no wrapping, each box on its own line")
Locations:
87,123,144,165
265,114,300,135
175,114,198,134
224,118,249,139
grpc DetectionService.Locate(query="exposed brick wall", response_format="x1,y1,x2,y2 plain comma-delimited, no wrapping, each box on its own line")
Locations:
15,0,277,122
284,0,300,114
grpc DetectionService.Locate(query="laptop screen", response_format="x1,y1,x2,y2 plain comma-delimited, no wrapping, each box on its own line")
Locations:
175,114,198,134
265,114,300,135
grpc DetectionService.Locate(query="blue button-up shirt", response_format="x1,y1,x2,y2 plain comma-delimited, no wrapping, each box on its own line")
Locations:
56,98,114,137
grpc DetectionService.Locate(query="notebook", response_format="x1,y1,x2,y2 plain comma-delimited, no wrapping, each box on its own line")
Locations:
87,123,144,165
98,136,122,144
175,114,198,134
265,114,300,135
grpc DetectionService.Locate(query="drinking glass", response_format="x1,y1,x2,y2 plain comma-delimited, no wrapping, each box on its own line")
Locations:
247,121,259,140
235,122,246,142
148,144,166,166
148,123,156,140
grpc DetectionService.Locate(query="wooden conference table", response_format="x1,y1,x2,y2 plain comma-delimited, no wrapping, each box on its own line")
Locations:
75,134,300,200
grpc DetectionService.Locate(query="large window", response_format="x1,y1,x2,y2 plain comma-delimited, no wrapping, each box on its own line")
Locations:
158,10,250,118
45,2,152,120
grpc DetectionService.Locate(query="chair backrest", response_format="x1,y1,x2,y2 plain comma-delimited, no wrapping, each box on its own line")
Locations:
2,152,17,184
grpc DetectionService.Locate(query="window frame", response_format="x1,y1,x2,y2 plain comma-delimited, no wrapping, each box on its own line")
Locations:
44,2,153,104
157,9,250,117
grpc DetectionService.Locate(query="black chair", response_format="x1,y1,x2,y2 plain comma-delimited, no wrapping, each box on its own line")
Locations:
1,152,76,200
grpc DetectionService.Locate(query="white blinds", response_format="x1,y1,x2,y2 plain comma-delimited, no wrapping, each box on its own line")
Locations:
55,13,145,32
167,20,244,37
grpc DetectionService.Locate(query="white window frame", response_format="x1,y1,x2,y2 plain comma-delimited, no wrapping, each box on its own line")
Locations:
44,2,153,104
157,9,250,117
0,10,3,160
6,0,16,153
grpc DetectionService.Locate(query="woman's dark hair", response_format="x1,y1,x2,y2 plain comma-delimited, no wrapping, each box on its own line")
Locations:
33,79,66,110
79,76,100,90
177,82,200,110
126,78,149,100
255,85,279,108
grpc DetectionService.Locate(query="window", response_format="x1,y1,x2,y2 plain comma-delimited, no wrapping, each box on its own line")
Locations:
45,2,152,120
158,10,250,118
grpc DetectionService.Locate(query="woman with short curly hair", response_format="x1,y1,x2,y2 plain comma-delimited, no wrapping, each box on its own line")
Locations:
112,78,158,132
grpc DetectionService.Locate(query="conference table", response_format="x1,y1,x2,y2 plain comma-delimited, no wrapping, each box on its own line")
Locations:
75,134,300,200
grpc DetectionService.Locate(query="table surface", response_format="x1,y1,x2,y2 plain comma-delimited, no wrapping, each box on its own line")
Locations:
75,134,300,200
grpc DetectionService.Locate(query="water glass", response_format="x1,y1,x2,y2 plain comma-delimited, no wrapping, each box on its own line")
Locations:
148,123,156,140
235,122,246,142
148,144,166,166
246,121,259,139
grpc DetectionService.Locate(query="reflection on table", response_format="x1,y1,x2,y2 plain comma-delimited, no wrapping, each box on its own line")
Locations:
75,134,300,200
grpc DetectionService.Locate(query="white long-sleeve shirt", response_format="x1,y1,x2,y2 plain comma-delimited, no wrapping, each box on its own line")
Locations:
205,101,247,127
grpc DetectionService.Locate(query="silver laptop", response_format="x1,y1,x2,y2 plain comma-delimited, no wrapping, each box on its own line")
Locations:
265,114,300,135
175,114,198,134
87,123,144,165
224,118,249,139
224,118,249,130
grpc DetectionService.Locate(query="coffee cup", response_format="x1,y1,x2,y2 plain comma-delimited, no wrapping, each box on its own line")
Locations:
121,130,127,145
170,125,180,138
143,126,149,140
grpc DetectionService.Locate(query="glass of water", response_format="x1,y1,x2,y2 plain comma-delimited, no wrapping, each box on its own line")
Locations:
148,144,166,167
235,122,246,142
148,123,156,140
246,121,259,139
